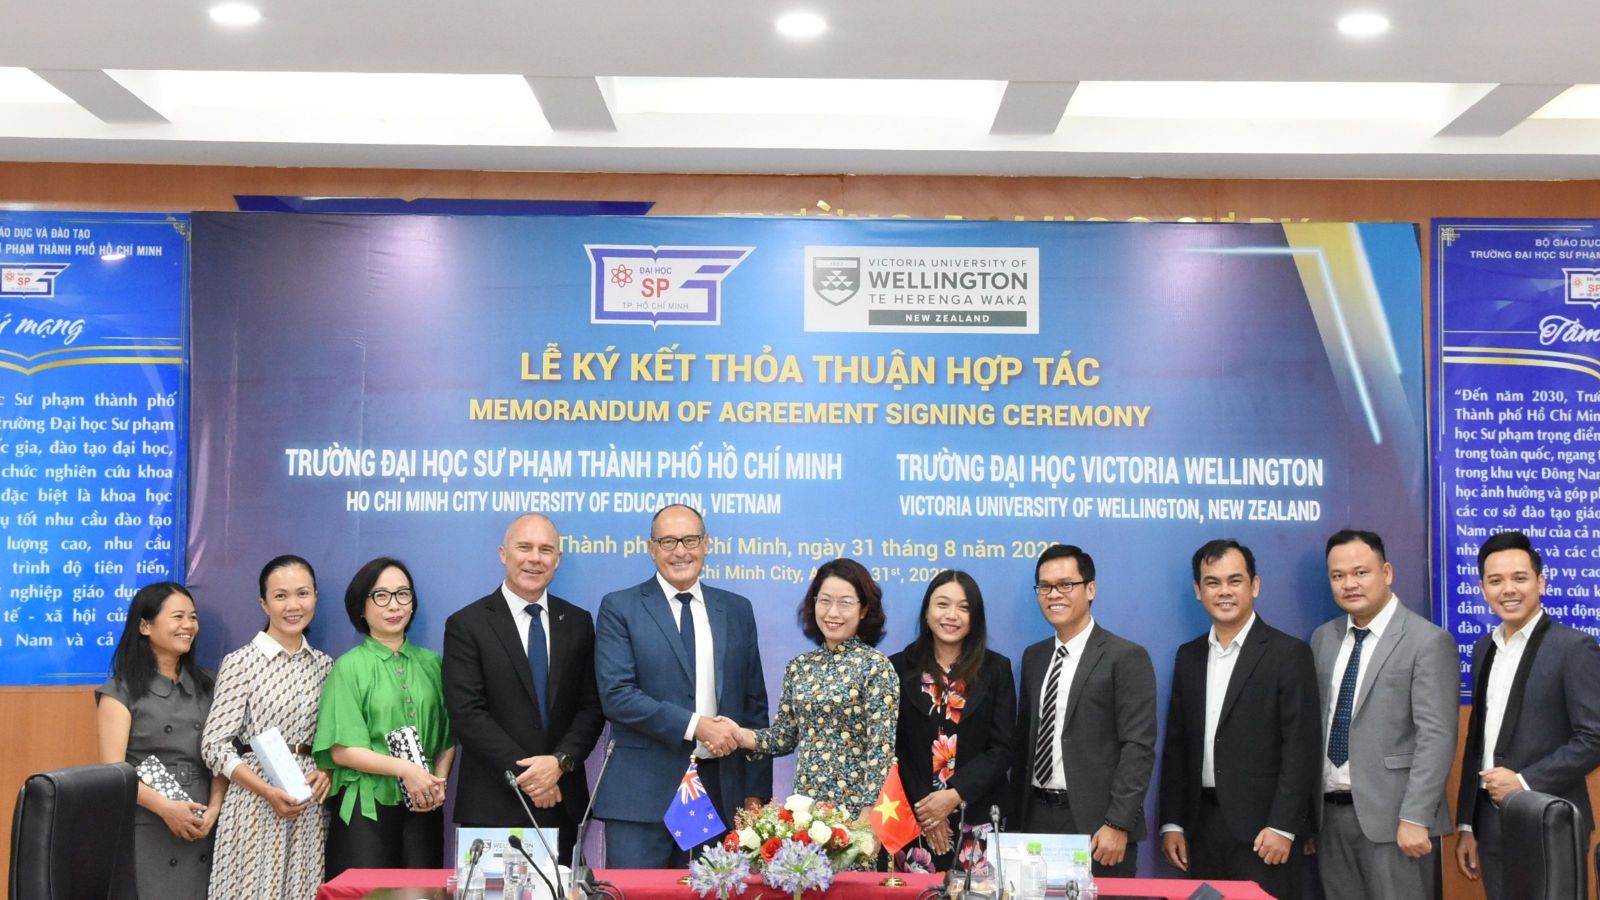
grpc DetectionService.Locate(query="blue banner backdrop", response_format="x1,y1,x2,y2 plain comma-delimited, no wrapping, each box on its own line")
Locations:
0,211,189,684
1432,218,1600,695
188,213,1425,868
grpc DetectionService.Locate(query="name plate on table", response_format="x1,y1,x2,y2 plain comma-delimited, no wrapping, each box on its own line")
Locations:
987,832,1092,890
456,826,560,879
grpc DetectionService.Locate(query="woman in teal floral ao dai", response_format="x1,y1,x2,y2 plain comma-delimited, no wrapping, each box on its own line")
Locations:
736,557,898,819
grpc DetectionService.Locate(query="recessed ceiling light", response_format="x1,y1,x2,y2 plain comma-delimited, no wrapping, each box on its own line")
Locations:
210,2,262,27
1337,11,1390,37
775,11,827,40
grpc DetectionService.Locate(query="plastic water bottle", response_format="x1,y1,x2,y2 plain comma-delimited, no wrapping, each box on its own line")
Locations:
1019,841,1048,900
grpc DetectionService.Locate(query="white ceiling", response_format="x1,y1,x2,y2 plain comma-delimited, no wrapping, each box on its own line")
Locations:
4,0,1600,179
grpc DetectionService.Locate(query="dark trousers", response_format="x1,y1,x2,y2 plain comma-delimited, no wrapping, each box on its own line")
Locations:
1020,788,1137,878
325,801,446,881
1189,791,1301,900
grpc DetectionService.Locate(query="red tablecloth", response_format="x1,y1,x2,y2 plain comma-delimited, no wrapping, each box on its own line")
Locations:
318,868,1275,900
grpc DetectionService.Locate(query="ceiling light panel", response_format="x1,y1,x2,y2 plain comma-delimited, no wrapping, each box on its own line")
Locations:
1066,81,1475,122
1529,85,1600,119
609,77,1004,120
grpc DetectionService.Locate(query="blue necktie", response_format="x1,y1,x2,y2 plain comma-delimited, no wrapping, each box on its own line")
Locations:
1327,627,1371,767
525,603,549,727
676,592,697,693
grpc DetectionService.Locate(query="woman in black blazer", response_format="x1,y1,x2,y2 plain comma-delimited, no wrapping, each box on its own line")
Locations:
889,570,1016,871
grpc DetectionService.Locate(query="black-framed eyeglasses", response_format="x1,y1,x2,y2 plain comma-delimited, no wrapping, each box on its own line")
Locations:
1034,580,1089,597
652,534,705,551
369,588,415,607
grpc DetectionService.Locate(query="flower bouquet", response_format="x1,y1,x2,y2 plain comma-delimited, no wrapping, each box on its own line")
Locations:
699,794,875,883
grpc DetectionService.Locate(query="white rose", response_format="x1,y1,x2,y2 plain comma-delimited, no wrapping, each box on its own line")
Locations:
808,821,833,846
793,810,812,830
738,828,759,849
784,794,815,815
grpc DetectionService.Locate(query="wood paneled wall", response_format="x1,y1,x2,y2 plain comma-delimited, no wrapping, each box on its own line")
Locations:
5,160,1600,896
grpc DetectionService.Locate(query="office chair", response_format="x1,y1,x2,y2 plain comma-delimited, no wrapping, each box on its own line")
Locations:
1502,789,1587,900
9,763,139,900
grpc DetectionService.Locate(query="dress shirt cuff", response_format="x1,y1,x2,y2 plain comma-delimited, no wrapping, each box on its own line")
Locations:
1400,818,1426,828
1160,824,1184,835
1269,827,1294,841
1517,773,1530,792
684,712,701,743
1458,824,1474,834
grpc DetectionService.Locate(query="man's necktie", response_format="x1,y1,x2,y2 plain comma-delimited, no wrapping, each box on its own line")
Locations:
525,603,549,727
676,592,697,692
1033,645,1068,786
1327,627,1371,767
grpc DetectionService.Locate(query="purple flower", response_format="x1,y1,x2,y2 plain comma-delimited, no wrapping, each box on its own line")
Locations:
895,846,933,874
689,846,752,900
763,839,834,897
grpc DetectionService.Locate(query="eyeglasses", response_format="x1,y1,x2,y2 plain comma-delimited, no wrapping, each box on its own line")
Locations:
815,597,861,611
1034,580,1089,597
652,534,705,551
368,588,414,607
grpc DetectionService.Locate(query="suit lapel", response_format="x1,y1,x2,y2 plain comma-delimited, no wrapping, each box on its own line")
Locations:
487,594,541,714
707,588,728,702
1313,626,1339,720
545,595,571,713
1062,628,1105,731
1218,624,1267,725
1496,614,1553,754
641,581,695,682
1353,608,1404,716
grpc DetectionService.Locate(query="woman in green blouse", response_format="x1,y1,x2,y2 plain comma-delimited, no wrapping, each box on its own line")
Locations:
735,557,899,819
314,557,455,879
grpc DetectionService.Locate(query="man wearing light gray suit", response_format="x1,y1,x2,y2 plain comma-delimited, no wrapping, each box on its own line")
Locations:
1310,529,1457,900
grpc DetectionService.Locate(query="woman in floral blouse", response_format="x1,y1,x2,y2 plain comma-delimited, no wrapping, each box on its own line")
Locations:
736,557,899,819
889,570,1015,871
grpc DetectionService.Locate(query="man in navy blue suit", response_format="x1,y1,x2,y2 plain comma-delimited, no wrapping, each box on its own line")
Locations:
594,504,772,868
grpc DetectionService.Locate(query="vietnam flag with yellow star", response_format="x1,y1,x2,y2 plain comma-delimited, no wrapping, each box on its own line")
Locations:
869,761,921,856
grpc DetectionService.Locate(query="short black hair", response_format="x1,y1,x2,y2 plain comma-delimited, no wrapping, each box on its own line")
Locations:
1477,530,1543,576
1325,529,1387,563
344,557,417,634
1035,544,1095,585
1191,539,1255,583
799,557,887,646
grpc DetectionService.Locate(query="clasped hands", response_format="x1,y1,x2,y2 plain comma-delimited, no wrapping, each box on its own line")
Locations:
514,755,565,808
696,715,757,758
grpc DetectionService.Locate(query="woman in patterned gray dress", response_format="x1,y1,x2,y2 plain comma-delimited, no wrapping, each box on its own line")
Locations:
96,581,227,900
202,555,334,900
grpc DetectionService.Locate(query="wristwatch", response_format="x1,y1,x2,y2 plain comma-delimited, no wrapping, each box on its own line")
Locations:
554,752,576,774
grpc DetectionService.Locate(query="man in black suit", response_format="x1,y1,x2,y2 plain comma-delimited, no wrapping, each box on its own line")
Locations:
443,513,605,862
1013,543,1157,877
1158,539,1321,900
1454,530,1600,900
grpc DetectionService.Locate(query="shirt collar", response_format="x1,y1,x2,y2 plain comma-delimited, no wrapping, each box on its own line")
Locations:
1208,612,1257,654
251,629,310,658
503,582,549,616
146,667,197,698
825,636,864,655
359,635,414,659
1493,608,1544,649
656,572,703,604
1347,590,1401,638
1054,617,1096,657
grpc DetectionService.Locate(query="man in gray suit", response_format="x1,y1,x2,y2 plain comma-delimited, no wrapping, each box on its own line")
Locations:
1013,543,1157,878
1310,529,1457,900
1454,530,1600,899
